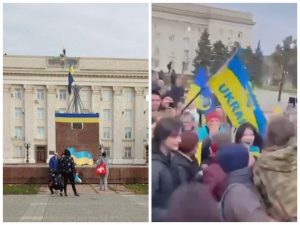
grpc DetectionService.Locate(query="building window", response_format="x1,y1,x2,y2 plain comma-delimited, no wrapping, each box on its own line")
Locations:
103,127,111,139
154,47,160,57
15,108,22,119
37,108,44,120
103,147,111,158
238,31,243,39
125,109,132,121
71,123,83,129
125,127,132,139
183,37,190,44
124,147,132,159
59,90,67,101
184,49,189,58
14,146,24,158
36,89,45,101
103,109,111,121
220,28,224,36
102,90,112,102
169,35,175,42
14,88,22,100
125,91,133,102
37,127,45,139
15,126,23,140
182,61,189,71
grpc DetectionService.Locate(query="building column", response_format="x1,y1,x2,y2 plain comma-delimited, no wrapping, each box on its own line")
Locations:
91,86,101,154
91,86,101,113
112,87,123,164
24,84,35,163
134,87,146,164
46,85,56,162
3,85,12,163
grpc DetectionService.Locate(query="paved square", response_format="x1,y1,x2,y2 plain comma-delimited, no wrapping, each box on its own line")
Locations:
4,184,148,222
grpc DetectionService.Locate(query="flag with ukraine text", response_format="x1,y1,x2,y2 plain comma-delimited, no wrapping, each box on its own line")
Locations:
208,50,267,136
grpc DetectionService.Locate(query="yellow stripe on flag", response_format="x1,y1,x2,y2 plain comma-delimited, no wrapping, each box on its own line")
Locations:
208,67,258,130
195,142,202,166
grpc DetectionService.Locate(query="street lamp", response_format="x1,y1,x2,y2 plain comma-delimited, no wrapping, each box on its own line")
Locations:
143,139,148,164
24,142,31,164
99,143,103,154
278,42,295,102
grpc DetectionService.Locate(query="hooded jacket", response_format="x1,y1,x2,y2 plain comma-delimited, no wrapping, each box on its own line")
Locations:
253,137,297,221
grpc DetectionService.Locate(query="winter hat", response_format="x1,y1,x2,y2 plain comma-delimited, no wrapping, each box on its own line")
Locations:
179,131,199,154
205,111,221,123
216,144,249,173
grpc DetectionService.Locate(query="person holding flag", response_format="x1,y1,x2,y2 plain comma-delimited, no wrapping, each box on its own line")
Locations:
68,64,74,95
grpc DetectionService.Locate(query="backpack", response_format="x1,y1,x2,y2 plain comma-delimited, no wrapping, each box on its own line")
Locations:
218,183,241,221
96,162,107,176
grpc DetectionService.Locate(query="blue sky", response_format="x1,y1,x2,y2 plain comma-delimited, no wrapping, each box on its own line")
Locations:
207,3,297,55
4,4,149,58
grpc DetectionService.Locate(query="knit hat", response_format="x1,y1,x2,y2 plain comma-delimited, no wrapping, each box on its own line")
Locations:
205,111,221,123
216,144,249,173
179,131,199,154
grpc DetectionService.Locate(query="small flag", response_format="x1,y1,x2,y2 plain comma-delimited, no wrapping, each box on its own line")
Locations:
186,67,215,114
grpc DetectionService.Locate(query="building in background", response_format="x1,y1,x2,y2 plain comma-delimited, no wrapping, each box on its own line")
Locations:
152,3,254,75
3,54,148,165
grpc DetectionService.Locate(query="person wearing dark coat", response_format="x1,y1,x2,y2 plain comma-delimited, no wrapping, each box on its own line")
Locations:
171,131,201,188
152,117,183,222
216,144,273,222
60,149,79,197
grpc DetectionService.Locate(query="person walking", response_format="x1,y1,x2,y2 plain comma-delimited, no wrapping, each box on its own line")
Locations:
97,152,109,191
60,149,79,197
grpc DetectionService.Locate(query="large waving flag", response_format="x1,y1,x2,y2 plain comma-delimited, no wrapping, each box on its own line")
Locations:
208,50,267,136
186,67,215,114
68,65,74,95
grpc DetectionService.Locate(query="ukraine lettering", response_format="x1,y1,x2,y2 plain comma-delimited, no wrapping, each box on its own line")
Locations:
219,83,247,125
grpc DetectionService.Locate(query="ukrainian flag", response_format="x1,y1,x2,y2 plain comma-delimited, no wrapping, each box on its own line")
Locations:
186,67,215,114
67,147,93,166
208,50,267,136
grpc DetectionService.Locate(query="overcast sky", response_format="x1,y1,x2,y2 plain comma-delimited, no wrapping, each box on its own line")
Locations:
4,3,148,58
207,3,297,55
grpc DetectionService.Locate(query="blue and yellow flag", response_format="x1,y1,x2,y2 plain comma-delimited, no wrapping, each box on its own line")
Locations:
208,50,267,136
68,65,74,95
186,67,215,114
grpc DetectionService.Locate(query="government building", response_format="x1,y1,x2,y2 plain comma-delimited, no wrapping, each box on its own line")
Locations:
3,54,148,165
152,3,255,74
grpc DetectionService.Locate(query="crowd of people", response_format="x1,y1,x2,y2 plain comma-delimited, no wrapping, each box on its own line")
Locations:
151,71,297,222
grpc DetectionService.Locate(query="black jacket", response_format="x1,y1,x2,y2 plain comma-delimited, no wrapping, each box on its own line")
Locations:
60,156,76,174
171,151,201,188
152,152,176,221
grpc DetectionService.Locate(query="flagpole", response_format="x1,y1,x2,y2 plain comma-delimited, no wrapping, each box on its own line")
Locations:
180,89,202,115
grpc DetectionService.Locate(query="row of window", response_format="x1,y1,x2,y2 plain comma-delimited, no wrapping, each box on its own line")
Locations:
13,146,133,159
13,126,133,140
15,108,133,121
14,126,45,140
12,89,134,102
102,127,132,140
103,109,133,121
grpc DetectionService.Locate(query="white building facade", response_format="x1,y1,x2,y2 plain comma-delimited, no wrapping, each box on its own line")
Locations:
3,55,148,165
152,3,255,75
